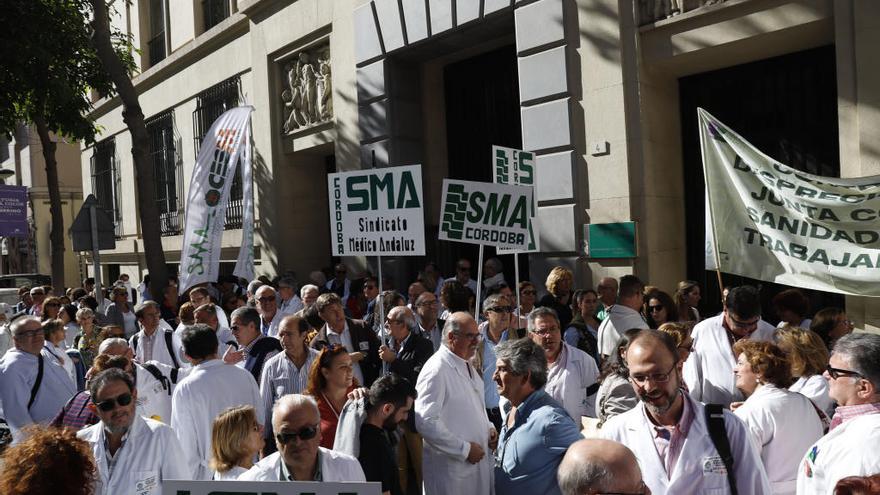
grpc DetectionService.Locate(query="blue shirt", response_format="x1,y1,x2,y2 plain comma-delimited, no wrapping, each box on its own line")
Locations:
494,389,582,495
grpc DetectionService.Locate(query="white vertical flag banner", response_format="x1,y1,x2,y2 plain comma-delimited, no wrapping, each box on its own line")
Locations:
179,106,254,292
700,107,880,296
492,145,539,253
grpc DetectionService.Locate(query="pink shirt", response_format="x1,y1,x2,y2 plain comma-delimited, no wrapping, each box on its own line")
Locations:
643,390,694,478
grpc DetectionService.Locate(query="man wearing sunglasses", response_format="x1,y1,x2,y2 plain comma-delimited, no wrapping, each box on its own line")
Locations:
255,285,282,338
77,368,191,494
442,259,478,297
240,393,366,482
683,285,776,406
0,316,76,443
797,333,880,494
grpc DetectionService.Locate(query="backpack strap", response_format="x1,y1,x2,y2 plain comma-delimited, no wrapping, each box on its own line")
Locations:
163,330,180,369
28,353,44,410
131,334,139,352
141,363,171,395
705,404,738,495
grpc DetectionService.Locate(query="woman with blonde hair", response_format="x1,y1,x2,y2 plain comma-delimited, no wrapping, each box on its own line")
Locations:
209,405,264,480
673,280,701,322
775,326,833,415
658,322,693,363
537,266,574,328
732,340,824,495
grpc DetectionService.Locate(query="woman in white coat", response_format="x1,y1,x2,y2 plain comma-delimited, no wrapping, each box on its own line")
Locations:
731,340,824,495
775,326,834,416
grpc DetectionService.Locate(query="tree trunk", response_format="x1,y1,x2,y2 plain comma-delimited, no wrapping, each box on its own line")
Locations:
32,116,66,294
89,0,168,299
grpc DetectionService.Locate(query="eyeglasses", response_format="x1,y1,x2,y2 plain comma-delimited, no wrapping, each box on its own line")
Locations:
630,364,677,385
531,327,560,337
826,364,864,380
417,300,438,307
93,392,133,412
276,425,319,444
14,329,42,339
521,289,536,295
257,296,275,303
488,306,513,314
728,315,759,330
648,305,664,313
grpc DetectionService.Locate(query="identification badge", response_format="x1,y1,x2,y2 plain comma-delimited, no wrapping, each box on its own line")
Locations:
702,455,728,475
359,341,370,351
135,472,158,495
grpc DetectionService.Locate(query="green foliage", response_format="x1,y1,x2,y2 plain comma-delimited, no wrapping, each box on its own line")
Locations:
0,0,135,143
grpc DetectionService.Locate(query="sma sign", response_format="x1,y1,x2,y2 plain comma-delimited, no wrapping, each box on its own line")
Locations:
439,179,532,250
493,145,539,253
328,165,426,256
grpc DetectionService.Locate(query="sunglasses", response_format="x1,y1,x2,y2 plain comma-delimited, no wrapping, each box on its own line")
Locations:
94,392,133,412
257,296,276,303
648,305,664,313
276,425,319,444
826,364,864,380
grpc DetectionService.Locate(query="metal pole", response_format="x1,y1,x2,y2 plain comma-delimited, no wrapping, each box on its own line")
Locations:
89,204,103,313
377,255,387,375
475,244,484,325
514,253,521,317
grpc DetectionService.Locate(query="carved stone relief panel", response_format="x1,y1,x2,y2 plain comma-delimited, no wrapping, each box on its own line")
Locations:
281,43,332,134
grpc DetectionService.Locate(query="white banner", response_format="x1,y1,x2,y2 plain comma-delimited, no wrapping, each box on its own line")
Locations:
439,179,532,250
492,145,539,253
179,106,254,292
700,108,880,296
327,165,425,256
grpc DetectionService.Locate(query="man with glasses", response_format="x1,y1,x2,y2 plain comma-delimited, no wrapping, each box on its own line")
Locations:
277,277,304,317
77,368,191,493
227,306,282,384
443,258,478,296
601,329,770,494
475,294,519,431
130,301,186,369
240,393,365,481
28,286,46,317
255,285,282,338
529,306,599,422
558,438,649,495
0,316,76,442
683,286,775,406
189,286,229,329
416,312,497,495
415,292,444,352
797,333,880,494
310,292,380,388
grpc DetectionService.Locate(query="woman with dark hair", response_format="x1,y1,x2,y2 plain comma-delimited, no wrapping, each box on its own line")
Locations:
105,285,137,338
0,426,96,495
595,328,642,428
43,319,76,386
564,289,601,362
673,280,701,323
60,304,80,348
307,344,357,449
773,288,812,328
834,474,880,495
732,340,824,495
810,307,853,351
645,290,679,329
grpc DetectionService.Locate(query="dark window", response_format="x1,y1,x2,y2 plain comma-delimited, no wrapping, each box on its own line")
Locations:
203,0,230,32
148,0,166,66
146,110,182,236
192,76,244,229
90,138,123,238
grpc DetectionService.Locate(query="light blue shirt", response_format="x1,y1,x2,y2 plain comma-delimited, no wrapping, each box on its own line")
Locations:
494,389,582,495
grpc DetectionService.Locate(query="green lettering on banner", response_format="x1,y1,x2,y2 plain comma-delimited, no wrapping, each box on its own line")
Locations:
467,191,486,223
369,173,394,210
346,176,369,211
507,196,529,228
484,194,511,226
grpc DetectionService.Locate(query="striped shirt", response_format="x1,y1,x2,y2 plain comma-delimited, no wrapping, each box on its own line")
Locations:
259,348,319,430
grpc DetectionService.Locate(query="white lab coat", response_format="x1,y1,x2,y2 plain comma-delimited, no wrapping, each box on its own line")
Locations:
545,343,600,420
797,412,880,495
134,362,176,423
170,359,263,480
597,305,649,357
789,375,834,417
77,414,192,495
683,314,775,406
130,325,188,369
415,345,495,495
238,447,366,481
600,393,772,495
733,385,823,495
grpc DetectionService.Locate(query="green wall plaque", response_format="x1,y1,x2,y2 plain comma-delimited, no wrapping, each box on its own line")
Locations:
585,222,637,258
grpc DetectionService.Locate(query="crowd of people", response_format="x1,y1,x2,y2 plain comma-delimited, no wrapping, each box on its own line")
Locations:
0,259,879,495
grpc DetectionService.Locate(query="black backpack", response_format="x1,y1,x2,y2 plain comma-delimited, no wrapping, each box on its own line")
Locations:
131,330,180,368
139,362,179,396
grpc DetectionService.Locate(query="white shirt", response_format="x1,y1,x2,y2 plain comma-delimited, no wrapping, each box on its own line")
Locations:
419,322,443,353
44,341,76,386
239,447,366,482
78,415,192,495
544,343,600,420
259,348,319,435
797,412,880,495
415,345,494,495
324,322,364,386
134,362,178,424
789,375,834,417
214,466,247,480
597,305,649,357
131,324,187,369
601,393,772,495
279,295,304,316
733,385,824,495
683,314,775,406
170,359,263,480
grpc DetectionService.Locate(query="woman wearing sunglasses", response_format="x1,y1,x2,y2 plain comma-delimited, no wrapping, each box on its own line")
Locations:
210,405,264,480
307,345,357,449
644,290,678,329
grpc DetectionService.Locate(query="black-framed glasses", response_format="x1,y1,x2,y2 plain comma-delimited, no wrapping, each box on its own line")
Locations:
630,364,677,385
257,296,275,303
93,392,133,412
648,305,664,313
276,425,319,444
826,364,864,380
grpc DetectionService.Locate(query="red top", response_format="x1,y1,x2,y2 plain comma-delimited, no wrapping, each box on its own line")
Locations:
316,385,356,449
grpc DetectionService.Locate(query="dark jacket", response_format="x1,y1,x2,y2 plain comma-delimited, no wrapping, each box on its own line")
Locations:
386,331,433,431
245,336,282,384
310,318,381,387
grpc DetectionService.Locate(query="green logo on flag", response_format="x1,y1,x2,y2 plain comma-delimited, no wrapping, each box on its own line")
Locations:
442,183,468,240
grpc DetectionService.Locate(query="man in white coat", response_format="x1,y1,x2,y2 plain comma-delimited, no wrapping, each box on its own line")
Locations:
239,393,365,482
597,275,649,359
78,368,191,495
797,333,880,494
684,285,775,406
130,301,186,369
170,324,263,480
416,312,498,495
601,329,771,495
528,306,599,421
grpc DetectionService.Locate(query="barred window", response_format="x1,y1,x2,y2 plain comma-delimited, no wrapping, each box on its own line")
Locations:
90,138,123,238
146,110,182,236
192,76,244,230
203,0,230,32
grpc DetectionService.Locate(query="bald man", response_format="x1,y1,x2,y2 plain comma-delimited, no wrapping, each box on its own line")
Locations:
596,277,618,321
557,439,648,495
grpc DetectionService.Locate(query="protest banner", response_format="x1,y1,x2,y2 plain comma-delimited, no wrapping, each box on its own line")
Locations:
327,164,425,256
163,479,381,495
492,145,539,254
700,108,880,296
0,185,29,237
439,179,532,251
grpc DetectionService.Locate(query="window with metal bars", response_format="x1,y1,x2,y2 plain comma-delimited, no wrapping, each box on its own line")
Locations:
146,110,182,236
203,0,230,32
90,138,123,238
192,76,244,229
